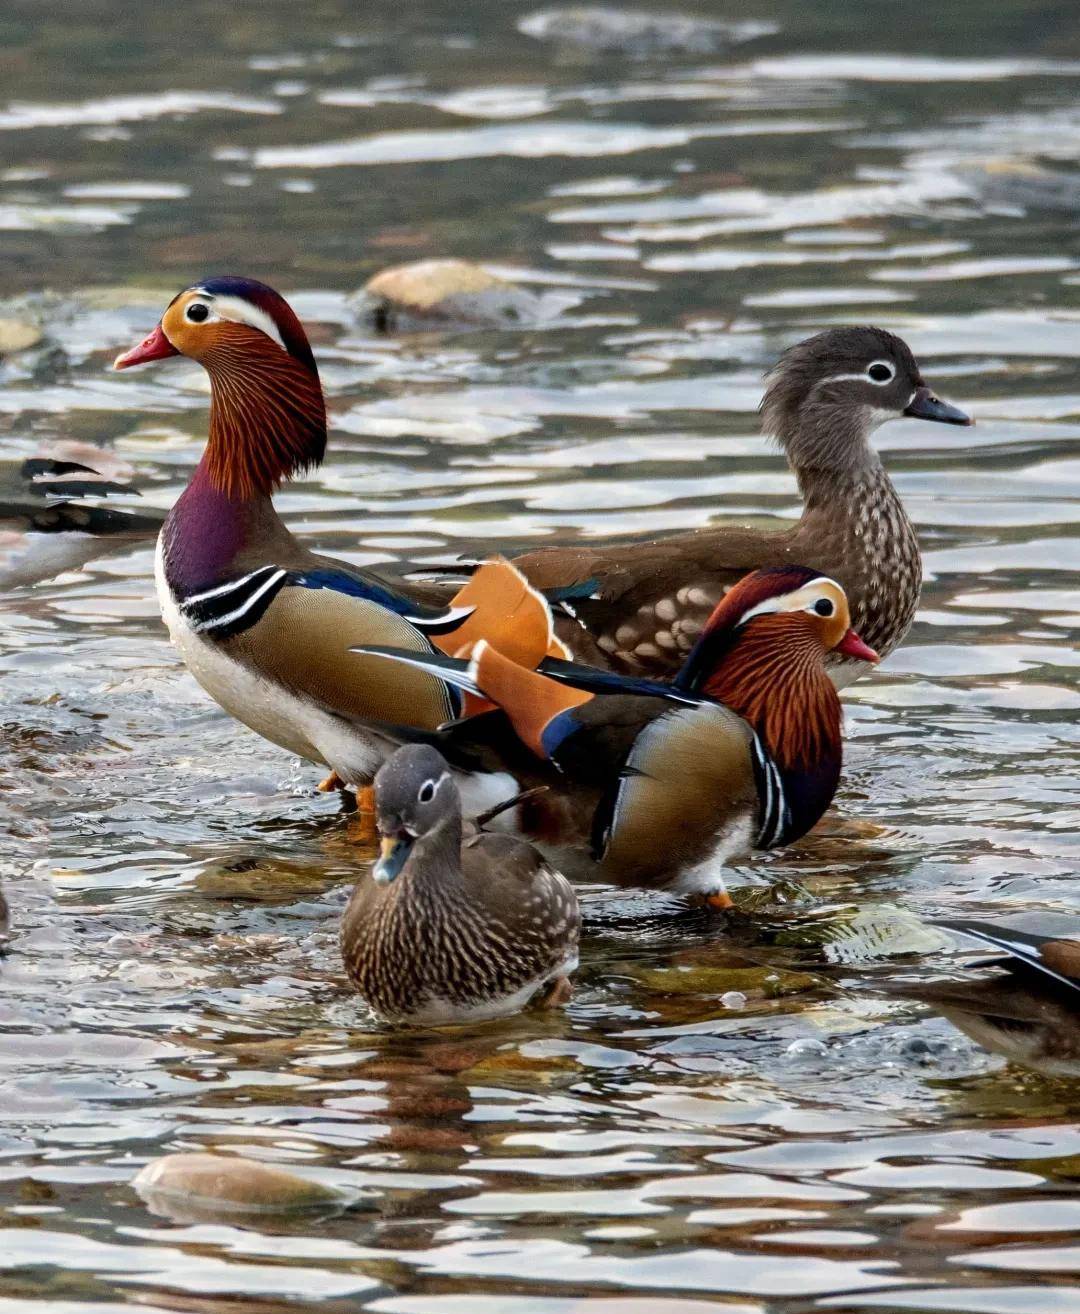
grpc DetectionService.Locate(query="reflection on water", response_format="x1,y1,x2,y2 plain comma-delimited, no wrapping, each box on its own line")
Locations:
0,0,1079,1310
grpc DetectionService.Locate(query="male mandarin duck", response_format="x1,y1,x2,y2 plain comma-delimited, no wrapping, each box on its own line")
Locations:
361,559,878,905
417,326,970,687
890,920,1080,1078
113,276,559,815
341,744,580,1025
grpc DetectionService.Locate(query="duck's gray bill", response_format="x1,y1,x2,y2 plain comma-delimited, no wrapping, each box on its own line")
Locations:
904,386,971,426
373,835,411,884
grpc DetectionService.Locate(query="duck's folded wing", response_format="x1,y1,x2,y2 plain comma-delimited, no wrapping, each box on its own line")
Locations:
207,567,461,731
461,832,580,952
594,701,759,885
511,528,809,673
936,920,1080,999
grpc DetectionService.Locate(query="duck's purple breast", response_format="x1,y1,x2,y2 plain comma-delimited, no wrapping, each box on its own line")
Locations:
161,462,248,594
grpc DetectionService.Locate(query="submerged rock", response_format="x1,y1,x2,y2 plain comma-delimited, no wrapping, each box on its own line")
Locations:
0,319,44,355
132,1152,347,1219
519,6,777,56
778,903,952,965
356,258,575,329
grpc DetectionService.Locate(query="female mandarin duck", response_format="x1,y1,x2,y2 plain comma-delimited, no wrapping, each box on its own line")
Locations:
419,326,970,687
341,744,580,1025
113,277,564,815
362,559,878,906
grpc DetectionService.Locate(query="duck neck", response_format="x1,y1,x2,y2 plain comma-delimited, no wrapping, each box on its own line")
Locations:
399,814,466,905
162,340,326,593
201,337,326,502
702,626,843,841
780,403,882,499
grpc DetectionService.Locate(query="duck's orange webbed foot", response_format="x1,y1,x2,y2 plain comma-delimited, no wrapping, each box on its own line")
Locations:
317,770,346,793
705,891,734,912
346,784,378,843
537,975,574,1009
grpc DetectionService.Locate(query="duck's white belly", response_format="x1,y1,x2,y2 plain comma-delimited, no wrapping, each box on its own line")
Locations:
667,813,754,897
154,537,520,806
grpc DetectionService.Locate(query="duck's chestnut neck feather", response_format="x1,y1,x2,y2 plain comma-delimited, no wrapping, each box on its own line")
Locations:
202,328,326,501
703,619,843,842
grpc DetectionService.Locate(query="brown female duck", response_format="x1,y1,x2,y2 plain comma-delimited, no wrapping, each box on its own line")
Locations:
341,744,580,1025
474,327,970,687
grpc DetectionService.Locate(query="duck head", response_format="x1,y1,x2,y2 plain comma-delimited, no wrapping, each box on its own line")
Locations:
761,326,971,480
114,277,326,500
372,744,460,885
679,566,877,775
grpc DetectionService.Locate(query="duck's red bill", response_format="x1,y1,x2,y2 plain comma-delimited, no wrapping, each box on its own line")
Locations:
113,324,178,370
836,628,880,663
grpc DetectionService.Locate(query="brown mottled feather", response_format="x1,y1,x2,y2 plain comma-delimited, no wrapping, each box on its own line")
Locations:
341,818,580,1024
509,462,919,687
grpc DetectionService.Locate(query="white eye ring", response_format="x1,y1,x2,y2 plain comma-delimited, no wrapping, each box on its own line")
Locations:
866,360,895,384
417,779,436,804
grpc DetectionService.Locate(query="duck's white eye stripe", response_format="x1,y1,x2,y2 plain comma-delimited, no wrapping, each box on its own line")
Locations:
417,771,451,804
736,575,843,626
820,363,895,386
191,289,287,352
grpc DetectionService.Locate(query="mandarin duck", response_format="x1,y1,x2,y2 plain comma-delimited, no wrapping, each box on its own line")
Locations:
360,559,878,905
890,920,1080,1078
113,277,571,816
416,327,970,687
0,445,162,589
341,744,580,1025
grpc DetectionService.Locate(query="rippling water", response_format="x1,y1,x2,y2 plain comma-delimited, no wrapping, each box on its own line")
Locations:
1,0,1079,1310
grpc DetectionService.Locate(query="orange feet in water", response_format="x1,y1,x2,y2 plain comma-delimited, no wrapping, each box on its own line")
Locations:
346,784,378,843
538,975,574,1009
705,890,734,911
317,770,345,793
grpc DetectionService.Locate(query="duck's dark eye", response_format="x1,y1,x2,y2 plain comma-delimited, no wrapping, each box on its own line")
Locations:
867,361,893,383
186,302,209,323
814,598,834,617
417,780,436,804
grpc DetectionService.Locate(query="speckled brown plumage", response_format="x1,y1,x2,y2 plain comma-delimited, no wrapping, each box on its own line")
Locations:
341,746,579,1025
489,328,969,689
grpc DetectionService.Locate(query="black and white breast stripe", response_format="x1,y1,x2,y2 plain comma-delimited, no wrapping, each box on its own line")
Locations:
750,734,790,849
180,566,289,640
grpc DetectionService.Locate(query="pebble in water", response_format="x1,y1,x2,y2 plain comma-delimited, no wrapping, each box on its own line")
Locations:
518,7,778,56
355,259,569,330
132,1153,349,1221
